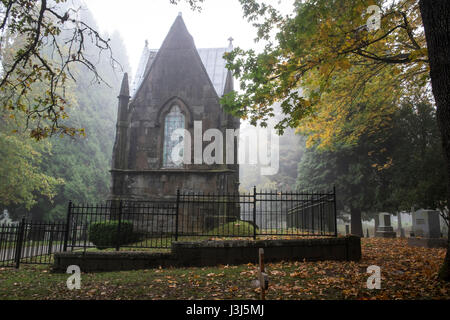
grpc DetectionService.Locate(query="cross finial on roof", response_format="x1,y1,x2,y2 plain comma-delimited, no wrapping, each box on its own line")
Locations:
228,37,234,48
145,39,148,48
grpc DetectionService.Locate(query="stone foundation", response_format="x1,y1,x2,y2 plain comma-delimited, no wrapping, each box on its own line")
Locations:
53,236,361,273
407,237,448,249
375,231,397,238
375,226,396,238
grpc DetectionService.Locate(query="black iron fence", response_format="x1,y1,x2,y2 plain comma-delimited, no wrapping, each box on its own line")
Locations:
64,201,177,251
0,219,66,268
0,188,337,267
64,188,337,251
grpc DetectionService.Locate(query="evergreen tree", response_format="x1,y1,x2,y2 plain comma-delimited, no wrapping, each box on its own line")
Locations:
0,4,131,221
297,97,447,236
34,7,131,221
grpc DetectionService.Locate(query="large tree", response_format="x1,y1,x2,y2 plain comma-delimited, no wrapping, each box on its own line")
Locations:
0,112,63,212
297,142,378,237
222,0,450,280
0,0,203,139
418,0,450,280
0,0,113,139
0,2,131,221
297,96,447,237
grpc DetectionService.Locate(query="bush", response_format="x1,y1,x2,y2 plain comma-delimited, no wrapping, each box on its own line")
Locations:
88,220,140,249
207,220,258,237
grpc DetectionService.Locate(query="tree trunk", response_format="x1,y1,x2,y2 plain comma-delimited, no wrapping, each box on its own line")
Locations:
419,0,450,281
375,214,379,234
398,211,405,238
350,207,363,237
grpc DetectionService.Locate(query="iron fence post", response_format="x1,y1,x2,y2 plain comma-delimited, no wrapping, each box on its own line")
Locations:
116,200,123,251
48,224,54,256
14,217,26,269
253,186,257,240
63,201,72,252
175,189,180,241
333,186,338,237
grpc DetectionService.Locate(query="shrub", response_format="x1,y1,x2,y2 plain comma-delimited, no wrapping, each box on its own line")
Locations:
207,220,258,237
88,220,140,249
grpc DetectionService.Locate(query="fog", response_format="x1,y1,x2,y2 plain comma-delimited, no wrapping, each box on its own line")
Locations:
85,0,295,76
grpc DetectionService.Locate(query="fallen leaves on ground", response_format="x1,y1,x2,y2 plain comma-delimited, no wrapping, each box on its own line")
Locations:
0,238,449,300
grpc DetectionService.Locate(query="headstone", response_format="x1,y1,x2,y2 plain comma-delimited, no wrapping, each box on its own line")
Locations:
375,213,396,238
366,228,370,238
384,214,391,227
411,209,441,238
408,237,447,248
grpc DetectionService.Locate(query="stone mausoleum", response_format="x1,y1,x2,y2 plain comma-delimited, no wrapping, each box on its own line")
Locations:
110,14,240,202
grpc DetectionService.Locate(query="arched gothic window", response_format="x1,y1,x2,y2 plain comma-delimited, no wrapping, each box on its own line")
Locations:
163,105,185,167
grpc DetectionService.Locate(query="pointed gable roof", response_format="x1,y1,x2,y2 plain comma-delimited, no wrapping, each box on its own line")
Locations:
161,14,195,50
131,15,232,98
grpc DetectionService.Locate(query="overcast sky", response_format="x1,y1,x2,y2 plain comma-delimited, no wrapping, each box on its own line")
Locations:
85,0,294,78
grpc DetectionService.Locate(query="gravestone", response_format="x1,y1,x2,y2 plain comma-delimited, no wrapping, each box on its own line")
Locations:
408,209,446,248
411,209,441,238
375,213,396,238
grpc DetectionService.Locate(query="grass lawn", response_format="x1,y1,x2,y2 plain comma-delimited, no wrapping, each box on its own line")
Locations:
0,238,449,300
